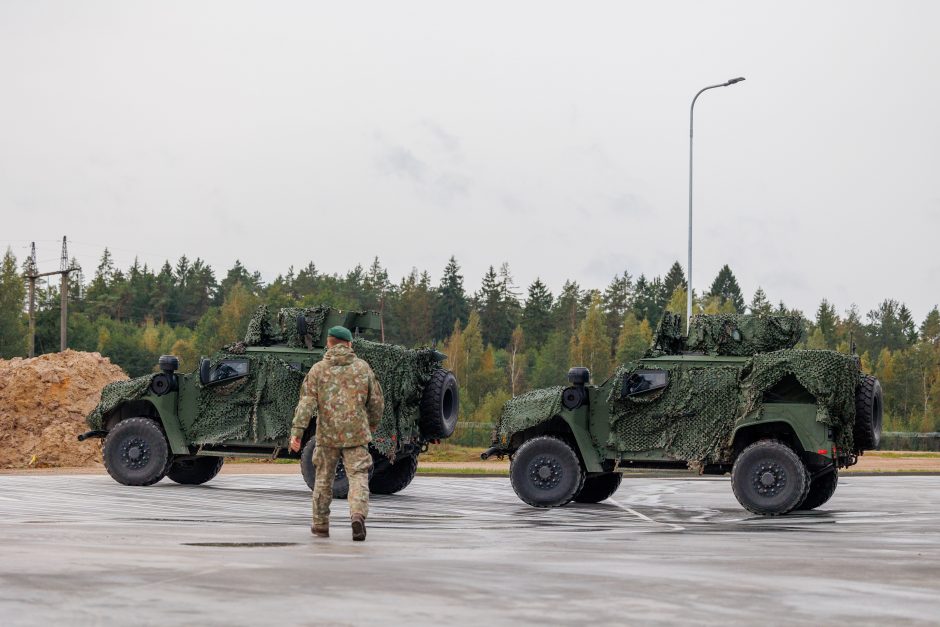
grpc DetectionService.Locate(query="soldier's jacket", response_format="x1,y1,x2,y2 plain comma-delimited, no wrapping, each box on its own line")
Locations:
291,344,384,447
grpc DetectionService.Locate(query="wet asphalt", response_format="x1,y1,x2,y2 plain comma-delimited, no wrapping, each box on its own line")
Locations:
0,473,938,626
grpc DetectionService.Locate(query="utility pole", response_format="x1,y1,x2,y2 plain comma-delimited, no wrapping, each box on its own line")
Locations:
25,237,78,357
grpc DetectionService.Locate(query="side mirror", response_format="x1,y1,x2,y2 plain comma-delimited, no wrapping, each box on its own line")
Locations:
296,314,308,338
199,358,211,385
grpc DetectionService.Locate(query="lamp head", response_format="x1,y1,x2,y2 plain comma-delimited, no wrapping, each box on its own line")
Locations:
726,77,746,85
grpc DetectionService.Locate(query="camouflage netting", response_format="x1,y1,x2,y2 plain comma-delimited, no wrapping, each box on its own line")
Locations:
606,349,862,464
352,339,441,457
649,311,803,357
243,304,281,346
192,350,305,444
278,306,331,348
740,349,861,453
607,363,741,463
493,386,565,445
86,375,157,430
685,313,802,356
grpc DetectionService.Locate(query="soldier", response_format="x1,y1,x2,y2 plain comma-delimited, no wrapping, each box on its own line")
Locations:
289,325,384,541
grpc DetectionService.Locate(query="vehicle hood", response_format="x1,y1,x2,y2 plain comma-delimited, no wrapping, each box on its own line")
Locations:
86,374,156,430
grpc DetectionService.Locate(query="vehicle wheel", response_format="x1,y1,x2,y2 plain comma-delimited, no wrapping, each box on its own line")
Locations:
796,469,839,511
731,439,808,516
300,439,372,499
854,375,883,450
167,457,224,485
574,472,622,503
102,418,170,486
419,369,459,439
369,453,419,495
510,436,585,508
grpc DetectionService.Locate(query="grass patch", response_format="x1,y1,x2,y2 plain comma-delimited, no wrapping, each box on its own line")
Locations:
422,443,488,462
869,451,940,458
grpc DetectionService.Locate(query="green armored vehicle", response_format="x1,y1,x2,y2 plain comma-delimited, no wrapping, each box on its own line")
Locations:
484,313,882,515
79,305,459,496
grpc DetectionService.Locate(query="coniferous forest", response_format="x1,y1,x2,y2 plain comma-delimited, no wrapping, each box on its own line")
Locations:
1,247,938,432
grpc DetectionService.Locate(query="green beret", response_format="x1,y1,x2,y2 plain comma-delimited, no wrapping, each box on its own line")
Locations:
328,326,353,342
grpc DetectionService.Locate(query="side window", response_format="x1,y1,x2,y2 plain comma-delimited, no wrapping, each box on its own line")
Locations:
621,369,669,398
212,359,250,383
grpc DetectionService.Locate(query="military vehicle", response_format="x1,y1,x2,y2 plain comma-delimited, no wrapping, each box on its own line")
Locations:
484,313,882,515
79,305,459,496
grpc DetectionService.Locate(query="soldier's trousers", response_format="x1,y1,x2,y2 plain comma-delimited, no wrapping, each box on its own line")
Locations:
312,445,372,527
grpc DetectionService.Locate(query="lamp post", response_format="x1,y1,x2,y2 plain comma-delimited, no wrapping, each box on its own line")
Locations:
687,76,745,332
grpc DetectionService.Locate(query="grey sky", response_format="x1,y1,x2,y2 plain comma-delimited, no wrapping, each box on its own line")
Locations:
1,1,938,321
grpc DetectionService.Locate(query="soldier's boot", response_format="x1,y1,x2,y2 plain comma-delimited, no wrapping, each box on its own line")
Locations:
311,523,329,538
351,513,366,542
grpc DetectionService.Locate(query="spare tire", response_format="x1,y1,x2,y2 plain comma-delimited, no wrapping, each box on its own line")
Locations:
854,374,883,451
419,369,459,439
369,453,418,495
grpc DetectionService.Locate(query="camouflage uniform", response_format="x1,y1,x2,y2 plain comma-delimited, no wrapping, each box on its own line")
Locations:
291,344,384,528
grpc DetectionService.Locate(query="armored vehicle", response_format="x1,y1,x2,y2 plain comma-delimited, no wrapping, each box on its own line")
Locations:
79,305,459,496
484,313,882,516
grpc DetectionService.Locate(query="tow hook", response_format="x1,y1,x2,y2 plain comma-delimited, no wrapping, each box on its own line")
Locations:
77,430,108,442
481,445,506,460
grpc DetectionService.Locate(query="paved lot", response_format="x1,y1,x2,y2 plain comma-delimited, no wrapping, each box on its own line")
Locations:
1,473,939,626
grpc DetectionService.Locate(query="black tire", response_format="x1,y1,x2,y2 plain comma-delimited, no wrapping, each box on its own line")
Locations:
369,453,419,495
510,436,585,508
167,457,224,485
102,418,170,486
419,369,459,439
300,439,373,499
731,439,809,516
574,472,622,503
796,468,839,511
854,375,883,450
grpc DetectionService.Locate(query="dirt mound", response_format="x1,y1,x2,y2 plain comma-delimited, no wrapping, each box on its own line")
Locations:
0,350,127,469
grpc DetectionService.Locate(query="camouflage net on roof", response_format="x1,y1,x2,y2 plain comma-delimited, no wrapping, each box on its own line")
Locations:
492,386,565,445
352,339,441,457
86,375,157,430
686,313,803,356
607,363,741,463
278,306,331,348
649,312,803,357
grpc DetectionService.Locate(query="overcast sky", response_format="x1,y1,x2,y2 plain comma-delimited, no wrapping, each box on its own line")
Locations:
1,1,937,322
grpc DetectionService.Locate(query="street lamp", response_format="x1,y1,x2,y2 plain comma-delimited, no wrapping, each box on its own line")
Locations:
687,76,745,332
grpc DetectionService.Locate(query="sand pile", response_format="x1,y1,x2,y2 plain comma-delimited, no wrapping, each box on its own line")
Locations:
0,350,127,469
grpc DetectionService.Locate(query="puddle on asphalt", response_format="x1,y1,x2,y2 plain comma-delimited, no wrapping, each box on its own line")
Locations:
182,542,298,548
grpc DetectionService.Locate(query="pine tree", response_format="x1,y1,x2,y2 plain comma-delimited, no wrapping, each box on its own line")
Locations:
477,266,508,347
602,271,633,346
0,248,26,358
749,287,772,316
553,280,583,335
815,300,838,348
920,306,940,345
522,278,553,348
661,262,687,307
707,264,745,313
434,256,469,341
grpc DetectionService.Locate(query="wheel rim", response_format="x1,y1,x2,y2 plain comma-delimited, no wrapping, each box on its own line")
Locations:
528,455,563,490
121,437,151,470
751,461,787,497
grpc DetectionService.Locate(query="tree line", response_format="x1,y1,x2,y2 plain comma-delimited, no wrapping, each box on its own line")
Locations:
1,247,938,432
